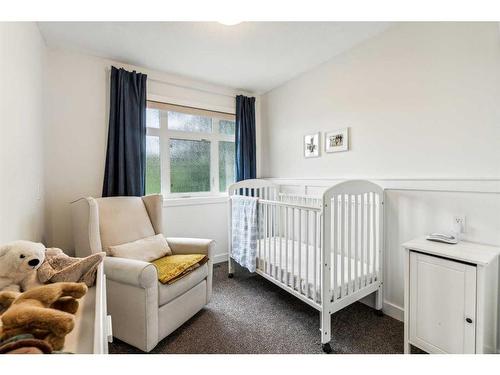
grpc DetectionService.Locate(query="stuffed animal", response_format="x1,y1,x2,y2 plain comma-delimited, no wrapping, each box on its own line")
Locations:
0,282,87,351
0,241,45,292
0,334,53,354
38,248,105,287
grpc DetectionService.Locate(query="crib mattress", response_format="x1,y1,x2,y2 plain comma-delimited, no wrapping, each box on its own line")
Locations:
256,237,377,302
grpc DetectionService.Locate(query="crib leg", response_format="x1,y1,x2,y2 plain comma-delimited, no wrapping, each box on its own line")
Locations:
374,284,383,316
320,309,332,353
228,257,234,278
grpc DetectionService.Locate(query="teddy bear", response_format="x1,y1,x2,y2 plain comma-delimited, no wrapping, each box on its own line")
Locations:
0,240,46,292
0,282,87,351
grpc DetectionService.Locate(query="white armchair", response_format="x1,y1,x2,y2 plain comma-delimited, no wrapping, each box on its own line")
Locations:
70,194,214,352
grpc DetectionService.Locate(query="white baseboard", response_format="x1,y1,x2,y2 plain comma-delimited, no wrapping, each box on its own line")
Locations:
382,301,404,322
213,252,228,264
360,294,404,321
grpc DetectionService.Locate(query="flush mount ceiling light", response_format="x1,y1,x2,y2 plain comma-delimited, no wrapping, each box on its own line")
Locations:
218,21,242,26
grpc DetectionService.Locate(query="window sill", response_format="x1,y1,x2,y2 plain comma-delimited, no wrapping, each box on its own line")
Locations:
163,195,229,207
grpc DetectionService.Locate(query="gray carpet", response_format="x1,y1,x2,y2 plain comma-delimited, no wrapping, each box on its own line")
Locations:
109,262,405,354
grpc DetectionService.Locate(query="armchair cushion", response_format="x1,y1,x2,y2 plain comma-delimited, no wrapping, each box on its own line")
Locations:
96,197,155,253
158,263,208,306
104,257,157,289
108,234,172,262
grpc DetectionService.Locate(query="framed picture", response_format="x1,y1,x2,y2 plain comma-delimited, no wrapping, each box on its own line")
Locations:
304,132,320,158
325,128,349,153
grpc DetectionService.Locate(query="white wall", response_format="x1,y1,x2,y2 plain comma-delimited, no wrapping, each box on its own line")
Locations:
260,23,500,322
0,23,46,243
261,22,500,179
45,49,250,257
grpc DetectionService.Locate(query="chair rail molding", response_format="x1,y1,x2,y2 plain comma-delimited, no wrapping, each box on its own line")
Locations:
265,177,500,194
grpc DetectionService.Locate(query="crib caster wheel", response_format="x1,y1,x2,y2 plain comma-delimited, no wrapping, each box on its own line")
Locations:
322,343,332,354
228,273,234,278
374,309,384,317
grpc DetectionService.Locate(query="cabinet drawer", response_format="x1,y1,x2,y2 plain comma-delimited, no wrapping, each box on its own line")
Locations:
409,251,476,354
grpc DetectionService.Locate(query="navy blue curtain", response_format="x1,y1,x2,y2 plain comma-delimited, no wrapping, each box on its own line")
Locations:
102,67,147,197
235,95,256,181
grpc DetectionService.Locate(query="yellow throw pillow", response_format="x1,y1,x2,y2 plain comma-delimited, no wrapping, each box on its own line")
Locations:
108,234,172,262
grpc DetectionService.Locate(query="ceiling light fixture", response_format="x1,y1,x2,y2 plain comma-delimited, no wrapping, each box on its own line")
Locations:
218,21,242,26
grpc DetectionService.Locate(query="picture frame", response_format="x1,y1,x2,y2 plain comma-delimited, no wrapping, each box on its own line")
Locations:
325,128,349,153
304,132,320,158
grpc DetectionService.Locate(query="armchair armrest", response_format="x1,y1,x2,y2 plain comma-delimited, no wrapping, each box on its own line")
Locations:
166,237,215,258
104,257,157,289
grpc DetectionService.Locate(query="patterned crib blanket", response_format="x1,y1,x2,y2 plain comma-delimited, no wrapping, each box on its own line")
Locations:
230,195,259,272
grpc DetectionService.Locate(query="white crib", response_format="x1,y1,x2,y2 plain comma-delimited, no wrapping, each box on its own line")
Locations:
227,179,384,353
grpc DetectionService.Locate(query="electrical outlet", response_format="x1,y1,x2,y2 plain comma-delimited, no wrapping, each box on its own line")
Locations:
454,215,466,234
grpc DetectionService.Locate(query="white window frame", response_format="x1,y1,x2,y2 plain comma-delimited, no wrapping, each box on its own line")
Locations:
146,101,236,198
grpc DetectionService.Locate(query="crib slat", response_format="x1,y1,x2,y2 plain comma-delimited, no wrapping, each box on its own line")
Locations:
347,194,352,295
257,203,261,270
268,203,272,275
361,194,365,287
377,193,383,283
366,193,371,286
371,192,377,284
262,202,266,270
298,208,302,295
339,195,345,298
374,193,379,281
285,206,289,285
265,203,269,274
273,204,277,279
262,203,265,272
313,210,317,302
305,210,309,299
291,207,295,290
332,195,338,300
354,194,359,292
278,205,282,281
269,203,273,276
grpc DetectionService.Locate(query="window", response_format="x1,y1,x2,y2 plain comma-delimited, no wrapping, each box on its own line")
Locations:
145,101,236,197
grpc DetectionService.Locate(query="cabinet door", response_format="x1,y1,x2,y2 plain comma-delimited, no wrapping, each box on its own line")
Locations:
409,252,476,353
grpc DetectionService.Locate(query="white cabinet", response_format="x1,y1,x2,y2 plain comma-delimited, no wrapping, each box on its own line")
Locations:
409,252,476,353
403,237,500,354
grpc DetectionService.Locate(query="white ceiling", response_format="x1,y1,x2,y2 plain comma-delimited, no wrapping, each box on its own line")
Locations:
38,22,391,93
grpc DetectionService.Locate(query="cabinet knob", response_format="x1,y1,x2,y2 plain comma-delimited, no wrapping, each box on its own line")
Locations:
466,318,473,324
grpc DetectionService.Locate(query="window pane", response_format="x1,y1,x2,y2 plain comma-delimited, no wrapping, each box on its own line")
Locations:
219,119,236,135
168,111,212,133
146,108,160,129
170,139,211,193
219,141,235,192
146,136,161,195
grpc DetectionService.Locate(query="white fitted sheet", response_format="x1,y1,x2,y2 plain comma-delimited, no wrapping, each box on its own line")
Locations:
256,237,377,302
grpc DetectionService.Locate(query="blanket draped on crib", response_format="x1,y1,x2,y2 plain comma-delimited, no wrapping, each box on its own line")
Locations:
230,195,259,272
